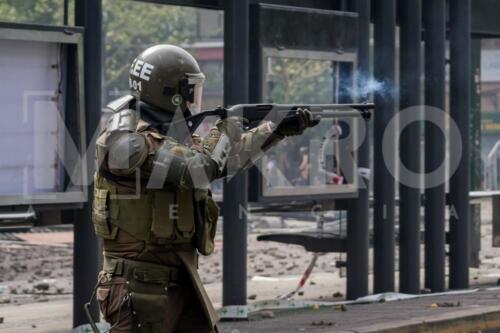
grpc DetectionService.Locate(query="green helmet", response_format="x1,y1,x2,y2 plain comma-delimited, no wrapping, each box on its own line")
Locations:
129,44,205,113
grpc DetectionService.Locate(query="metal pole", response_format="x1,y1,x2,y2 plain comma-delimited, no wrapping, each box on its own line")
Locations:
424,0,446,292
449,0,471,289
73,0,102,327
346,0,370,300
469,39,482,268
222,0,249,307
399,0,422,294
63,0,69,25
373,0,396,293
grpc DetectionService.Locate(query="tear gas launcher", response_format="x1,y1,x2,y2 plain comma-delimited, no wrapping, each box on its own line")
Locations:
172,103,374,139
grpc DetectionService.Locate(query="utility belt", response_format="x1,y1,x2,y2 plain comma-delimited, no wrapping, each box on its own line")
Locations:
99,255,185,332
102,255,183,284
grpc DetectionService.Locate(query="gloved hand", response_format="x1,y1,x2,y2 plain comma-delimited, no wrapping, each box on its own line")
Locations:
274,108,317,137
202,117,245,154
215,116,246,142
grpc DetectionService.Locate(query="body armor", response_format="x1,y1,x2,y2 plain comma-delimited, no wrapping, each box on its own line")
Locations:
92,95,282,333
91,44,313,333
93,96,221,333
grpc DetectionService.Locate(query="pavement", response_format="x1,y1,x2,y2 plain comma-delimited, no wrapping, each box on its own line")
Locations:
3,289,500,332
0,198,500,332
218,289,500,332
0,297,72,333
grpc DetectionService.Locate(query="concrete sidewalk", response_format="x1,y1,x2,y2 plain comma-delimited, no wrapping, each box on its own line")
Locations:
218,289,500,333
3,289,500,332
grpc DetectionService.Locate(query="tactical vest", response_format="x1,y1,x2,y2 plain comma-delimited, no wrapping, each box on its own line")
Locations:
92,172,219,256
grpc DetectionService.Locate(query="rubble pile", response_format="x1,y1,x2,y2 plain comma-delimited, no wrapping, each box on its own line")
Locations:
0,242,73,306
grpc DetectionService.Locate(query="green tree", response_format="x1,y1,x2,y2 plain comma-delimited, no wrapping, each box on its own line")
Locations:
102,1,197,100
268,57,333,104
0,0,200,102
0,0,73,25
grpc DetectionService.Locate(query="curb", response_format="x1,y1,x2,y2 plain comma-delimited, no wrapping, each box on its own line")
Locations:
348,305,500,333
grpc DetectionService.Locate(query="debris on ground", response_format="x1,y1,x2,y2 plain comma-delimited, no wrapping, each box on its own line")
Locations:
259,310,275,319
33,282,50,292
311,320,334,326
335,304,347,312
433,301,461,308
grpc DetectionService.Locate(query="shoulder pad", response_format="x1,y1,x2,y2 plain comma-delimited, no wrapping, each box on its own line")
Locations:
105,94,135,112
108,132,148,175
107,109,138,133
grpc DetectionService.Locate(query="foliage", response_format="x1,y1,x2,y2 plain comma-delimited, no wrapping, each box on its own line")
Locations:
268,57,333,104
0,1,333,108
102,0,197,100
0,0,72,26
0,0,199,102
267,57,336,148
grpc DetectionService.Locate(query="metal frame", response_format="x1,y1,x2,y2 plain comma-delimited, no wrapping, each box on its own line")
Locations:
398,0,422,295
449,0,472,290
423,0,446,293
258,47,359,201
0,22,87,207
222,0,250,308
471,0,500,38
373,0,396,293
345,0,370,301
134,0,342,11
133,0,221,9
249,4,360,204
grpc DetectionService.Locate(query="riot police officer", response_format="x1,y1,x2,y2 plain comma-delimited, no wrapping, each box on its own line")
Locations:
92,44,315,333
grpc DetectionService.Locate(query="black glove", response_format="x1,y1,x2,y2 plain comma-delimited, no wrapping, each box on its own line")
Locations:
274,108,317,137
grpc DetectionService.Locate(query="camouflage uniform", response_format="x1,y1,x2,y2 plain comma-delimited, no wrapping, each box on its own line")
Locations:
91,44,313,333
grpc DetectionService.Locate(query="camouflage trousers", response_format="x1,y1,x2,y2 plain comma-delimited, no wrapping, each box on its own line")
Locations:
96,271,216,333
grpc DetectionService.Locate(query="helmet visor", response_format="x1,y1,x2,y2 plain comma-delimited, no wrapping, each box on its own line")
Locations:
185,73,205,114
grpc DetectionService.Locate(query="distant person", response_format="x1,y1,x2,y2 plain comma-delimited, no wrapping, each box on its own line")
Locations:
265,152,289,187
278,141,294,182
294,146,310,186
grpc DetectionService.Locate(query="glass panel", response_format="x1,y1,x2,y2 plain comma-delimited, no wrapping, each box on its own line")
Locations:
482,39,500,190
265,57,333,104
260,49,358,198
0,39,66,196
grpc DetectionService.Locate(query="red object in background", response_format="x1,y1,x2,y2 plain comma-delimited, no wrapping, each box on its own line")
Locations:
332,175,343,185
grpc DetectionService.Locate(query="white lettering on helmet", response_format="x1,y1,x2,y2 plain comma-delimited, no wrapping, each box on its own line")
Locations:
129,59,136,74
140,63,154,81
129,59,154,81
131,59,143,77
